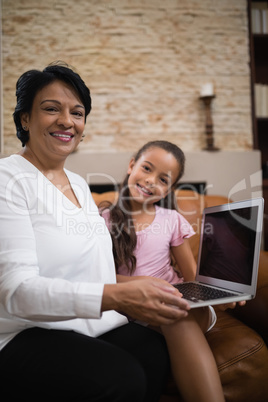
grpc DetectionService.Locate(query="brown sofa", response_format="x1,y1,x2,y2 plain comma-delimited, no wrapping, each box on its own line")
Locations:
92,189,268,402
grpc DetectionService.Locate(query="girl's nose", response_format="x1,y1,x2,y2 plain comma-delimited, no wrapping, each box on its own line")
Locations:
145,175,156,186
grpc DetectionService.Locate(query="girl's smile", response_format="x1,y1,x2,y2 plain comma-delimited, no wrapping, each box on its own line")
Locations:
136,183,153,196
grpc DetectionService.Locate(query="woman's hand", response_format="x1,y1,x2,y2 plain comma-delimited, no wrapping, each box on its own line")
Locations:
102,277,190,326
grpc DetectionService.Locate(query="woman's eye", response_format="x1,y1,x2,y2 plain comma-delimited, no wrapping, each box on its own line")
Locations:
73,111,84,117
45,107,57,112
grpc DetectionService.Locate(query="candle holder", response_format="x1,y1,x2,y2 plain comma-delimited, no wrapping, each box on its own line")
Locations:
200,94,219,151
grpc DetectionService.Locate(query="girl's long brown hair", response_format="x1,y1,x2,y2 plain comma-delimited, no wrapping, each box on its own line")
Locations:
100,141,185,274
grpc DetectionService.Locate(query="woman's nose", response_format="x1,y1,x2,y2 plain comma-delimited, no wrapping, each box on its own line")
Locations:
57,111,74,127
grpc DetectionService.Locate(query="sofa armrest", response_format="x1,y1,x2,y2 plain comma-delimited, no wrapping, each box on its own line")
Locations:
230,250,268,344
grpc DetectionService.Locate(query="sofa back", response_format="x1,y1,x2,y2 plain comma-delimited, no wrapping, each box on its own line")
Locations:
91,189,230,261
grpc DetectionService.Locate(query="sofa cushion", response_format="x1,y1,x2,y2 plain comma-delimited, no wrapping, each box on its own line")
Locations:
206,311,268,402
231,251,268,344
162,311,268,402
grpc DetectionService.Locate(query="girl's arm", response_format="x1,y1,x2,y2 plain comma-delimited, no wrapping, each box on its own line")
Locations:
171,239,197,282
117,274,170,286
117,274,141,282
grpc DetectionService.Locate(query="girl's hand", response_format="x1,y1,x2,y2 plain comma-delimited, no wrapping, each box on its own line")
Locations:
102,277,190,326
217,300,246,311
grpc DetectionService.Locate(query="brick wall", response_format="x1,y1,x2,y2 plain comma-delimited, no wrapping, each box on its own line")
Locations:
1,0,252,155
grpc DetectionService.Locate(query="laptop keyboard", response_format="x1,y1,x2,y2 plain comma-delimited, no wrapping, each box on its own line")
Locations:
173,282,236,302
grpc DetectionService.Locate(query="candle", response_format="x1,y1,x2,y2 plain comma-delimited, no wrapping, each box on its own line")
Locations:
200,83,214,97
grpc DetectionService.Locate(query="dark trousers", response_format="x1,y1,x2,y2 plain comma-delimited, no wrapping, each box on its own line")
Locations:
0,322,169,401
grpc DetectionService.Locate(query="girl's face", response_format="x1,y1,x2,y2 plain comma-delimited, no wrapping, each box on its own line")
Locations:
127,147,180,207
20,80,86,163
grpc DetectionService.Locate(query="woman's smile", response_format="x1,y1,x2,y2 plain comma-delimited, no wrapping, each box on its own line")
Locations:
49,130,75,142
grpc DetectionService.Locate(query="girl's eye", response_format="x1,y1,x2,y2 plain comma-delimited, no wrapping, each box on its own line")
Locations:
160,177,168,185
143,165,150,172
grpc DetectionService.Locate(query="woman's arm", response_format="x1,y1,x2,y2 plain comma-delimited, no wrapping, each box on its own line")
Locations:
171,239,197,282
0,165,103,321
102,278,190,326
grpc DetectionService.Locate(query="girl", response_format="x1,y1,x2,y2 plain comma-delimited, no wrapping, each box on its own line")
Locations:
101,140,225,402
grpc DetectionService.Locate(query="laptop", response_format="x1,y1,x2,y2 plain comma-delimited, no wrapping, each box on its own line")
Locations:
173,197,264,308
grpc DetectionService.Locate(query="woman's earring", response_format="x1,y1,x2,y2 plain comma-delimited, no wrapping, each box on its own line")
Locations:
23,126,28,131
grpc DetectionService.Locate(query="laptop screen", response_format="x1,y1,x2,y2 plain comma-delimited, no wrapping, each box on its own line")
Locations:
199,206,258,286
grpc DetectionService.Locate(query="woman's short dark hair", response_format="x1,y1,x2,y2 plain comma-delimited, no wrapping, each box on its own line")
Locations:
13,61,92,146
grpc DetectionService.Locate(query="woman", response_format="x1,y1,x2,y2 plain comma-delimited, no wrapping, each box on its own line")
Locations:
0,63,190,401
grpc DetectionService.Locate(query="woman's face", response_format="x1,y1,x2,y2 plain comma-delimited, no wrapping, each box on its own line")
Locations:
127,147,180,207
21,80,86,162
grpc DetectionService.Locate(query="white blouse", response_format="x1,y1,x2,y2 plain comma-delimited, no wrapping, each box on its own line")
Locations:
0,155,127,351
